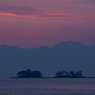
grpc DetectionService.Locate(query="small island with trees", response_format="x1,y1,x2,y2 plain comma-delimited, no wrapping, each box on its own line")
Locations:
16,69,43,78
54,71,85,78
11,69,94,78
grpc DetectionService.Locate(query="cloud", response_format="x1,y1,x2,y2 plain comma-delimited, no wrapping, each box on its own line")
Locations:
0,5,82,19
76,0,95,4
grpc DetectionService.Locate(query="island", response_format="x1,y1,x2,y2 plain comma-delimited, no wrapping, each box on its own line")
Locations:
54,71,86,78
16,69,43,78
11,69,94,78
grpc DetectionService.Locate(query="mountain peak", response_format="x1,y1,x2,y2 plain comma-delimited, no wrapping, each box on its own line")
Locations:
0,41,95,77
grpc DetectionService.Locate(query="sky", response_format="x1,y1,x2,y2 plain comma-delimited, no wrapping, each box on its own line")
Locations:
0,0,95,48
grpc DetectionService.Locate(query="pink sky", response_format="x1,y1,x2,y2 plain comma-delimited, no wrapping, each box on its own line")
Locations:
0,0,95,48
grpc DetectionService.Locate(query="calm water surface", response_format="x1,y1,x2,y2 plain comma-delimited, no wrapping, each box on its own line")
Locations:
0,78,95,95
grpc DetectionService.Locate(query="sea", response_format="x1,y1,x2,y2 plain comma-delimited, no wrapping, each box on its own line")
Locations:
0,78,95,95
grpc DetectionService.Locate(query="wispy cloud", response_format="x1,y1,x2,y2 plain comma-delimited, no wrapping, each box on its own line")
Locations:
0,5,82,19
76,0,95,4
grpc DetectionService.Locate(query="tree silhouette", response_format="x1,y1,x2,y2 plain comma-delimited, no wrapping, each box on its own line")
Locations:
17,69,43,78
55,70,85,78
55,71,63,77
69,71,74,77
17,70,26,77
75,71,83,77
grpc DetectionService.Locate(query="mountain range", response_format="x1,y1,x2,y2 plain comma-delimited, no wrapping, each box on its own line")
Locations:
0,40,95,77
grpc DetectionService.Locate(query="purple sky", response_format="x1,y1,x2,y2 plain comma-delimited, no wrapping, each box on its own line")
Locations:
0,0,95,48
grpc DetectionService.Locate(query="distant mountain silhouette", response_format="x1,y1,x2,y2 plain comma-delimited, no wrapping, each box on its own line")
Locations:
0,40,95,77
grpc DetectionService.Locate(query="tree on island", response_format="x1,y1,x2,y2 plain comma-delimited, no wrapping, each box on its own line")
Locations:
17,69,43,78
55,71,84,78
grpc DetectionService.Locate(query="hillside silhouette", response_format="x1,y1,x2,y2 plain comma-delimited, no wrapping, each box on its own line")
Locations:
0,40,95,77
